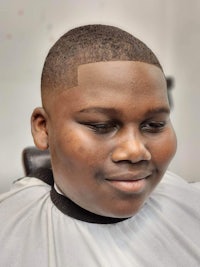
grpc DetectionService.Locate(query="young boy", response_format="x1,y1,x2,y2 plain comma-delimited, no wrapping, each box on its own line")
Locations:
0,24,200,266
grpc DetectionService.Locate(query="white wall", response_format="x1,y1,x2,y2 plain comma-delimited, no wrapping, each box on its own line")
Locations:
0,0,199,193
164,1,200,182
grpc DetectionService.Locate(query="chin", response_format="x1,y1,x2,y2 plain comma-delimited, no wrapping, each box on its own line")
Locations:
112,209,141,219
101,202,145,219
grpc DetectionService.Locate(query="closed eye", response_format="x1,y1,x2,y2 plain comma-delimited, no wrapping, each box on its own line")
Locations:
81,121,119,134
140,121,166,133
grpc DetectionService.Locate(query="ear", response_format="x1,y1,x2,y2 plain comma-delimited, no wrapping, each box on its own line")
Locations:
31,107,49,150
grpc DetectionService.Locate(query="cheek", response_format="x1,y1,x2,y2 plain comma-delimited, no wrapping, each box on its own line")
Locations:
151,128,177,169
51,126,103,170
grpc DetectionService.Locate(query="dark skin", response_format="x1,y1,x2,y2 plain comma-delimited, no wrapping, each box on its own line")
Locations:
31,61,177,218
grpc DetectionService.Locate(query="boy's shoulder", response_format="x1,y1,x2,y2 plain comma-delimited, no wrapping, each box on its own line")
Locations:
150,171,200,219
0,176,51,218
159,170,200,192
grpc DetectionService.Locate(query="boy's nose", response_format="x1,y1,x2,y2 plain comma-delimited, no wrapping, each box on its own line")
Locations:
111,134,151,164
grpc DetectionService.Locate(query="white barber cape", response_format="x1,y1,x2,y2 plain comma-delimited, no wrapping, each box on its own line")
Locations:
0,171,200,267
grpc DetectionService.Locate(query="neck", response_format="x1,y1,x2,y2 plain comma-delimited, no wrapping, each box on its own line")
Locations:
29,168,129,224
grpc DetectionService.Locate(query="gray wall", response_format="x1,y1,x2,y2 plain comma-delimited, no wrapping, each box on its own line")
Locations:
0,0,200,193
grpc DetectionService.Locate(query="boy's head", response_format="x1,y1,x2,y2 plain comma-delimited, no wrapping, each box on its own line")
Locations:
41,24,162,107
31,25,176,219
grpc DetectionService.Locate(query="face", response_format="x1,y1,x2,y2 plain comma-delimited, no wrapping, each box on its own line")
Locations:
32,61,177,218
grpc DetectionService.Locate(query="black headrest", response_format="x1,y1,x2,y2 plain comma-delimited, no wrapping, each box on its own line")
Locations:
22,146,51,176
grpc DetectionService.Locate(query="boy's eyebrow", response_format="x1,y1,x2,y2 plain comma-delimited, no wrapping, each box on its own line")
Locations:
78,107,121,115
78,107,170,116
144,107,170,116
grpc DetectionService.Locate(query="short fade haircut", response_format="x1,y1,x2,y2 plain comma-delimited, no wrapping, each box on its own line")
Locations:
41,24,163,103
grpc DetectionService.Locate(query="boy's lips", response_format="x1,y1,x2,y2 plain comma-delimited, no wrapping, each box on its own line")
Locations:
105,172,152,193
105,172,152,181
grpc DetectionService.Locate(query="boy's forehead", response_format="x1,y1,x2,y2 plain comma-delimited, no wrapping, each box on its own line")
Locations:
56,61,167,105
45,60,168,118
44,60,166,112
77,61,134,84
50,61,168,115
76,61,164,88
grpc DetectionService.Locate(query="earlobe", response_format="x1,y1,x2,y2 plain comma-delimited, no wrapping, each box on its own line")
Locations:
31,107,49,150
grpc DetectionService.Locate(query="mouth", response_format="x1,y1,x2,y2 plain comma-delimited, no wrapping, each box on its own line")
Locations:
105,173,152,194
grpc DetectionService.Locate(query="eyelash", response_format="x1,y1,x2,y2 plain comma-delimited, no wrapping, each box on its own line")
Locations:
82,120,166,135
140,121,166,133
83,122,119,134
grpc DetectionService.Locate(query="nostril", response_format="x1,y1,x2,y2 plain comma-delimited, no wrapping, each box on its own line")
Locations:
111,141,151,163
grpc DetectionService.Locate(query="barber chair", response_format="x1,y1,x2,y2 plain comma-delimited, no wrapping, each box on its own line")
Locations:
22,146,51,176
22,147,53,185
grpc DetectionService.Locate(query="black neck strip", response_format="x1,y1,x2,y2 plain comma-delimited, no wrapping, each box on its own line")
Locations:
30,168,129,224
50,187,129,224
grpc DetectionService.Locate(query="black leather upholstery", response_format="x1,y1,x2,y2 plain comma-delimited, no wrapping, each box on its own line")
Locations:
166,76,174,108
22,146,51,176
